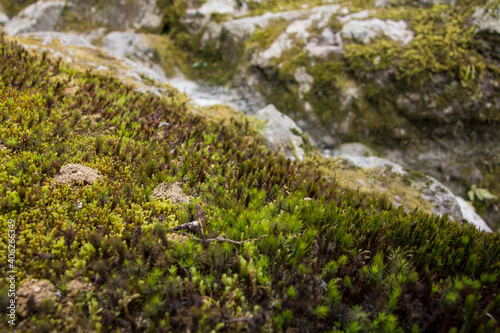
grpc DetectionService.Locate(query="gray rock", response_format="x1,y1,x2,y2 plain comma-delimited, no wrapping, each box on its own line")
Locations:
201,21,223,48
0,9,8,26
331,142,375,158
247,6,343,65
18,31,167,98
340,155,407,175
456,197,492,232
251,33,292,66
198,0,239,16
222,5,341,43
341,18,414,45
333,152,490,231
101,32,151,61
5,1,66,36
132,0,162,30
59,0,161,31
338,10,373,23
19,31,93,47
305,29,343,57
98,32,167,84
256,104,306,161
294,67,314,99
419,175,463,223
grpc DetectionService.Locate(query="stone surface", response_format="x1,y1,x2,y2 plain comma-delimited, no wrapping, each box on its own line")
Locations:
101,31,152,61
20,31,94,47
330,142,375,158
294,67,314,99
251,33,292,67
99,32,167,84
222,5,341,43
330,152,490,231
256,104,306,161
456,197,492,232
198,0,239,16
473,7,500,33
341,18,414,44
4,1,66,36
132,0,162,30
305,29,343,57
201,21,223,48
0,9,8,26
341,155,407,175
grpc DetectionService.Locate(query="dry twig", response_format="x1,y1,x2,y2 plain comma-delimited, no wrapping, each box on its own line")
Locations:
166,230,268,245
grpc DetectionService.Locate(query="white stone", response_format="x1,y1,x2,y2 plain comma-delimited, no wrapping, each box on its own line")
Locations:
456,197,492,232
294,67,314,99
222,5,340,42
19,31,94,47
473,6,500,34
132,0,162,30
341,155,407,175
201,21,223,47
100,32,151,60
338,10,373,23
5,1,66,36
305,29,343,57
331,143,375,157
341,18,414,45
198,0,238,16
252,33,292,66
256,104,306,161
286,20,311,39
0,10,8,26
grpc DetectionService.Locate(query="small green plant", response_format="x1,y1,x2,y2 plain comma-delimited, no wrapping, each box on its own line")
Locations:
468,184,498,203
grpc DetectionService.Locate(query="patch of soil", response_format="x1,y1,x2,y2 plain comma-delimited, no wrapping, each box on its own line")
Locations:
54,164,103,184
17,279,57,317
151,182,190,203
66,279,93,298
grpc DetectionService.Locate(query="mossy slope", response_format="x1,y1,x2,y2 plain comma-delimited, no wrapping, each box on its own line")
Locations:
0,35,500,332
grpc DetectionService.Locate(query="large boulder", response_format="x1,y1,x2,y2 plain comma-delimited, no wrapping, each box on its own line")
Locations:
4,1,66,36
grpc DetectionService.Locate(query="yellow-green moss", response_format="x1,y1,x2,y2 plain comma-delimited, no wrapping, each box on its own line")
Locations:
304,154,436,214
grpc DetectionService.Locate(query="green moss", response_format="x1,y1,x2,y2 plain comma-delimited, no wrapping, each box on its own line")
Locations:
56,6,108,33
1,26,500,332
248,18,290,50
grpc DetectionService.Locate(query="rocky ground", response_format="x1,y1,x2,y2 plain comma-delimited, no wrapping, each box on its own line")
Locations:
0,0,498,230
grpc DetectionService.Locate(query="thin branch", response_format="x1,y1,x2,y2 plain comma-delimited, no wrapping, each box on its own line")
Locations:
166,230,268,245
